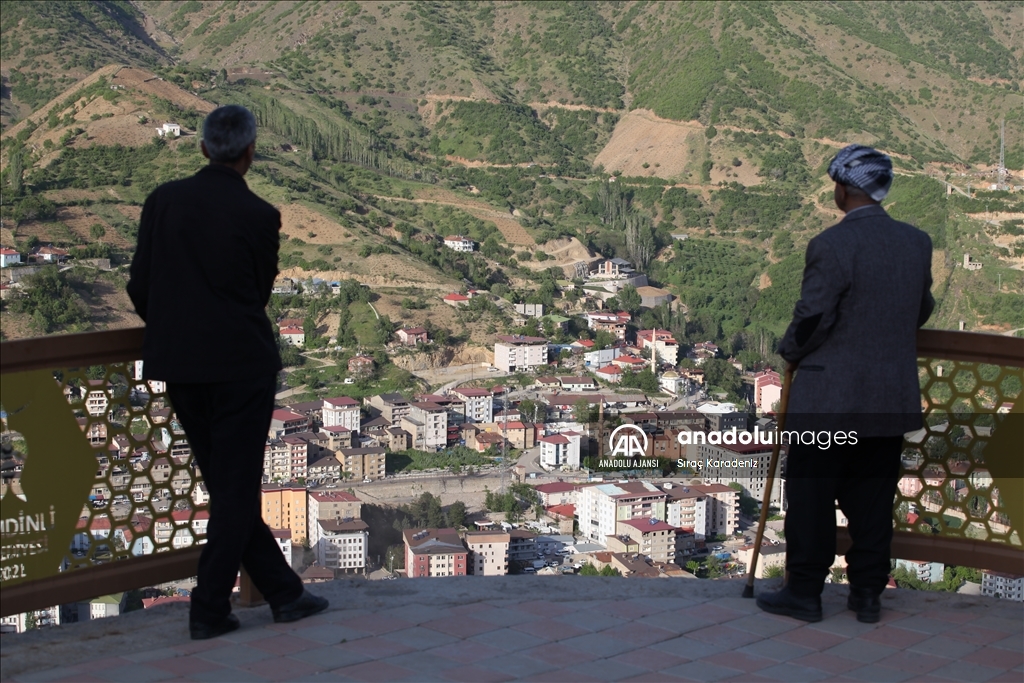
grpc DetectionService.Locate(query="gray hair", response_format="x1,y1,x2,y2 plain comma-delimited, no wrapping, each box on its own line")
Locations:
202,105,257,162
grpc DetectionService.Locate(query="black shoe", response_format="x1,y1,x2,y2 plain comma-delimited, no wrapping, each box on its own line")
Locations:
272,590,329,624
190,613,240,640
756,586,822,623
847,586,881,623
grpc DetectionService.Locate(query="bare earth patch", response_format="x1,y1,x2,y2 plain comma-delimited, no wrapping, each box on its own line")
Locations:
278,204,357,245
594,109,705,179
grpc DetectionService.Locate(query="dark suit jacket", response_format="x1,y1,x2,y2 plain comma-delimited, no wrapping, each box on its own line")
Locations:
778,204,934,436
127,164,282,383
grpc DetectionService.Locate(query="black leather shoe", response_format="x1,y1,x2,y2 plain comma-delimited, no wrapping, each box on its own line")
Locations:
847,586,881,623
272,590,329,624
756,586,822,622
190,613,240,640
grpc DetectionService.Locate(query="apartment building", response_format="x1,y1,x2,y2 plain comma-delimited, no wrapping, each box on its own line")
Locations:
403,528,468,578
262,440,291,483
981,571,1024,601
538,431,583,470
154,510,209,549
271,528,292,568
617,518,678,564
465,530,511,576
307,453,342,483
576,481,669,544
261,484,308,543
316,519,369,574
281,435,308,481
338,447,386,481
402,402,448,450
493,335,548,373
637,329,678,364
367,393,412,427
696,403,748,432
534,482,578,507
661,482,738,538
753,370,783,414
269,409,310,438
308,490,363,536
323,396,361,432
895,558,945,584
450,387,493,423
585,311,631,340
698,441,783,509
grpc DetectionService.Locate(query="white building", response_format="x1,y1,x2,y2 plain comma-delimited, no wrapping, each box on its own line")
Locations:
130,360,166,396
538,431,583,470
576,481,668,544
637,329,678,364
323,396,361,432
895,558,944,584
661,482,738,539
0,247,22,268
272,528,293,568
0,606,61,634
155,122,181,137
279,325,304,347
316,519,369,574
451,387,493,423
659,370,685,395
443,235,475,252
981,571,1024,601
754,370,782,414
514,303,544,318
465,530,510,576
402,402,448,450
493,335,548,373
584,346,623,369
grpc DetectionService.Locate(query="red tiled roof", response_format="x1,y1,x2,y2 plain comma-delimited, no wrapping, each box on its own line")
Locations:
597,365,622,374
540,434,570,445
324,396,359,407
620,518,677,533
547,504,576,518
535,482,576,494
443,293,470,301
279,326,304,335
272,409,306,422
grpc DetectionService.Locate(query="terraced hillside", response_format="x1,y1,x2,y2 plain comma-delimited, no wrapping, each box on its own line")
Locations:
1,1,1022,353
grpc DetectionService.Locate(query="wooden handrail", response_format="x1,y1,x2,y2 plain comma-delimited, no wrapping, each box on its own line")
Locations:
0,547,202,618
917,328,1024,367
838,529,1024,577
1,327,146,374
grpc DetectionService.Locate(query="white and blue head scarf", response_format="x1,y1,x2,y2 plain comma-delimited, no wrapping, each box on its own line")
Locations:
828,144,893,202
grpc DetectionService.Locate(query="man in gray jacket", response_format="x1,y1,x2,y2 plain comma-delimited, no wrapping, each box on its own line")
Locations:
757,145,934,623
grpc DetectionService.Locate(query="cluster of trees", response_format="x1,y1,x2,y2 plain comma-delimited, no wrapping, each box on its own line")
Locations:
398,492,468,530
484,483,540,524
9,268,89,333
890,564,981,593
579,564,622,577
388,446,493,473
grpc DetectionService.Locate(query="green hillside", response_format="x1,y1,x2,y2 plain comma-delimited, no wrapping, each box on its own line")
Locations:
2,1,1022,355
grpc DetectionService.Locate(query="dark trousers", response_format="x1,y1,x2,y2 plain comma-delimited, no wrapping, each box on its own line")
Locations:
784,436,903,598
168,375,303,623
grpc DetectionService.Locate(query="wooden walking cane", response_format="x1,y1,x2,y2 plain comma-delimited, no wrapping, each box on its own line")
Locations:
742,362,795,598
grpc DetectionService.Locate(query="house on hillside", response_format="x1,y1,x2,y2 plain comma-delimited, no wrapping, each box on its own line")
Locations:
31,245,69,264
396,327,429,345
443,235,475,252
279,325,304,347
443,292,470,308
155,122,181,137
0,247,21,268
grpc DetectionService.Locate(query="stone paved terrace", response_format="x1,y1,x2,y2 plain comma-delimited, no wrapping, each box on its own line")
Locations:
1,578,1021,682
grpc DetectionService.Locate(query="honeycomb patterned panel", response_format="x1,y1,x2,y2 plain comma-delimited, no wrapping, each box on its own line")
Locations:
896,359,1023,546
1,361,207,571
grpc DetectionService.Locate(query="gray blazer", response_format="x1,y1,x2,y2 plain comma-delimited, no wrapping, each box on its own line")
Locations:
778,204,934,437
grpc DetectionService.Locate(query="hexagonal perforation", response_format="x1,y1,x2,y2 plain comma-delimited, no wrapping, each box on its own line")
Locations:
896,359,1023,547
38,360,207,569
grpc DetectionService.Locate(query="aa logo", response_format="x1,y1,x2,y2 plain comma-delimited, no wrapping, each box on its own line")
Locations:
608,424,649,459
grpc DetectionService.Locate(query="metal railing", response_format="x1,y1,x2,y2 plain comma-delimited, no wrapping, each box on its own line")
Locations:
0,327,1021,617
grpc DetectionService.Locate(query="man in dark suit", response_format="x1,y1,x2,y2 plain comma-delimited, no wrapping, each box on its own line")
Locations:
757,145,934,624
128,105,327,639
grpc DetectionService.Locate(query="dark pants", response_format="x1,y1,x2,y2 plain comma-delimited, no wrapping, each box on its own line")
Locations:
784,436,903,598
168,375,303,623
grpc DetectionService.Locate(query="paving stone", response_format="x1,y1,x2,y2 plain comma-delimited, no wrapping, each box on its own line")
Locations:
337,636,416,660
735,638,816,663
289,645,372,670
467,627,547,652
907,634,982,659
651,635,728,660
964,646,1024,670
726,613,801,638
886,615,958,635
566,658,649,681
331,660,419,683
685,624,763,650
842,664,916,682
560,631,639,658
928,660,1005,682
288,624,371,645
236,657,323,681
754,662,833,682
661,659,745,681
874,650,953,676
609,646,690,672
380,626,459,651
553,609,628,633
475,652,558,679
822,638,900,664
195,643,275,667
637,610,715,635
438,665,515,683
